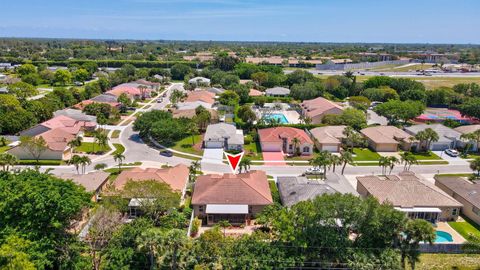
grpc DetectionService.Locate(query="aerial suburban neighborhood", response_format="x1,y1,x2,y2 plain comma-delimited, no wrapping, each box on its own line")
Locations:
0,1,480,269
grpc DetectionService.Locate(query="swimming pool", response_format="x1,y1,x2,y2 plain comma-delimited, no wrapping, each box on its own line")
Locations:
435,230,453,243
263,113,289,124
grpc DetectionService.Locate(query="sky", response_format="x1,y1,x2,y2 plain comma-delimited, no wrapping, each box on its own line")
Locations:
1,0,480,44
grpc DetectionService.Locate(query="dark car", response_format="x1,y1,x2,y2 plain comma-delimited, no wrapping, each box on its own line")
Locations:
160,150,173,157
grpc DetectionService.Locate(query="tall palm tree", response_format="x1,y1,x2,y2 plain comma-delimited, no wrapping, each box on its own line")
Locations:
79,156,92,174
400,152,418,171
291,138,300,156
186,122,199,145
95,132,109,154
0,153,18,171
470,157,480,177
309,151,332,180
67,154,82,174
415,128,439,152
387,156,399,175
339,151,353,175
378,156,389,175
189,160,200,182
68,136,83,155
330,155,342,173
113,152,125,171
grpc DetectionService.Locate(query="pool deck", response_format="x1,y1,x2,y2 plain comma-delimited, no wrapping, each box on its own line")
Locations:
436,222,465,244
261,110,300,124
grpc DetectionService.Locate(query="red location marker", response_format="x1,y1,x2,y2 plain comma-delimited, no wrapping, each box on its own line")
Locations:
225,151,244,174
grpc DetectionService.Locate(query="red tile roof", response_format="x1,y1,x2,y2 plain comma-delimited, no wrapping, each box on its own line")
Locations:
107,86,142,97
41,115,96,134
301,97,343,118
38,128,76,151
258,127,313,145
114,164,189,192
185,90,215,104
73,100,120,110
192,170,272,205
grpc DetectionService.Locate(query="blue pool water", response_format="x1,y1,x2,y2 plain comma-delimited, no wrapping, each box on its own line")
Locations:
263,113,289,124
435,230,453,243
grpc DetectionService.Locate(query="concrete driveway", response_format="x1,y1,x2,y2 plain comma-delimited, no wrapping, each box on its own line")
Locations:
262,152,286,166
202,148,224,164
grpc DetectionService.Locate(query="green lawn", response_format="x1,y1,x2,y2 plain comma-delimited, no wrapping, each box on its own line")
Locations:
111,130,121,139
18,159,62,166
352,148,381,161
171,135,203,156
269,180,281,204
417,160,449,165
113,143,125,154
244,139,263,161
417,254,480,270
448,216,480,239
75,142,111,154
0,145,11,153
410,151,442,160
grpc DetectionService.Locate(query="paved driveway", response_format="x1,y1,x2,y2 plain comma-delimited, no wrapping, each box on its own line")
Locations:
202,148,224,164
262,151,286,166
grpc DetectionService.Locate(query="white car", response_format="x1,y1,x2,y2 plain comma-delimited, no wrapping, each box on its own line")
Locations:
445,149,459,157
305,167,325,175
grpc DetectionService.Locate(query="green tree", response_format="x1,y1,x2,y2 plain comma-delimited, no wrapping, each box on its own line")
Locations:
340,150,353,174
94,163,108,170
414,128,439,152
54,69,73,86
218,90,240,107
374,100,425,125
170,64,192,80
217,220,231,237
7,82,38,100
0,235,36,270
237,104,256,126
188,160,200,182
79,155,92,174
19,136,48,164
113,152,125,171
0,153,18,171
67,154,83,174
470,157,480,176
400,152,418,171
16,64,37,76
73,68,90,84
309,150,332,180
238,157,252,173
400,219,435,270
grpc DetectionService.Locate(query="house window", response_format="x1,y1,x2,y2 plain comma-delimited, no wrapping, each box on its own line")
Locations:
289,145,293,150
303,146,310,153
199,205,204,212
452,208,458,216
473,206,480,216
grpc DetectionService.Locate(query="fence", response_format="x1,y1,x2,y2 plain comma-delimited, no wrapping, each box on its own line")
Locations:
419,243,464,253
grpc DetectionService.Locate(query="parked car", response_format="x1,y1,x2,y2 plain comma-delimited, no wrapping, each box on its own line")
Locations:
162,93,167,97
305,167,324,175
156,98,163,103
445,149,459,157
160,150,173,157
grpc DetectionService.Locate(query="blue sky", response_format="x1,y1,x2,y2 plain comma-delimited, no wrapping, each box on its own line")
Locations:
1,0,479,43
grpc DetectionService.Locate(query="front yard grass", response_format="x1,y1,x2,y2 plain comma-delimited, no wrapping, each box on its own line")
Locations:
448,215,480,239
244,139,263,161
75,142,111,154
352,148,381,161
171,135,203,156
417,253,480,270
113,143,125,154
410,151,442,160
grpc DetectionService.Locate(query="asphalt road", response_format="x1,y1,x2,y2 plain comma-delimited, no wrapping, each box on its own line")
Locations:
284,69,480,78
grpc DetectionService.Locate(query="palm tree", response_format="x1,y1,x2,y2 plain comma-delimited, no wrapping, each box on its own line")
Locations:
400,152,418,171
309,151,332,180
113,152,125,171
189,160,200,182
460,131,479,155
415,128,439,152
186,122,199,145
291,138,300,156
239,157,252,173
217,220,231,237
95,132,109,154
67,155,82,174
138,85,148,100
79,156,91,174
339,151,353,175
330,155,342,173
67,136,83,154
470,157,480,177
387,156,399,175
378,156,389,175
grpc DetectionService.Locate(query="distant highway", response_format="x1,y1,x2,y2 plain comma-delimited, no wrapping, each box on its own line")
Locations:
284,69,480,78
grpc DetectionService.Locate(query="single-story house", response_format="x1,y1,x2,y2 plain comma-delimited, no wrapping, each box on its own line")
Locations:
191,170,273,225
404,124,461,151
265,87,290,97
90,93,119,103
60,171,110,202
107,84,151,99
203,123,244,151
360,126,412,152
357,172,462,223
249,89,264,97
185,90,216,105
172,108,219,122
309,125,347,152
455,125,480,151
188,77,211,86
20,115,96,137
206,87,225,95
9,128,75,160
114,164,189,198
258,127,314,155
134,79,160,90
301,97,344,124
73,99,121,111
176,101,213,110
435,176,480,225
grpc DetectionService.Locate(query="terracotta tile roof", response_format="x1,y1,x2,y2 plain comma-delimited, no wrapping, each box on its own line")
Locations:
172,108,218,120
361,126,412,144
114,164,189,192
107,85,141,97
310,125,347,144
454,125,480,134
301,97,344,118
249,89,264,96
41,115,96,135
258,127,313,145
38,128,76,151
185,90,215,104
357,172,461,208
73,100,120,110
192,170,272,205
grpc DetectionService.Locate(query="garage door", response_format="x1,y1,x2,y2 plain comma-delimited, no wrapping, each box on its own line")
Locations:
321,144,338,152
205,141,223,149
261,142,281,152
431,143,450,151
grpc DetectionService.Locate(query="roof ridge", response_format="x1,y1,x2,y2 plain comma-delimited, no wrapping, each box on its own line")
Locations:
239,172,272,204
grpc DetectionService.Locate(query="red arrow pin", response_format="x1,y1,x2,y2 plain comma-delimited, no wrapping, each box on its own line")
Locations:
225,152,244,174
